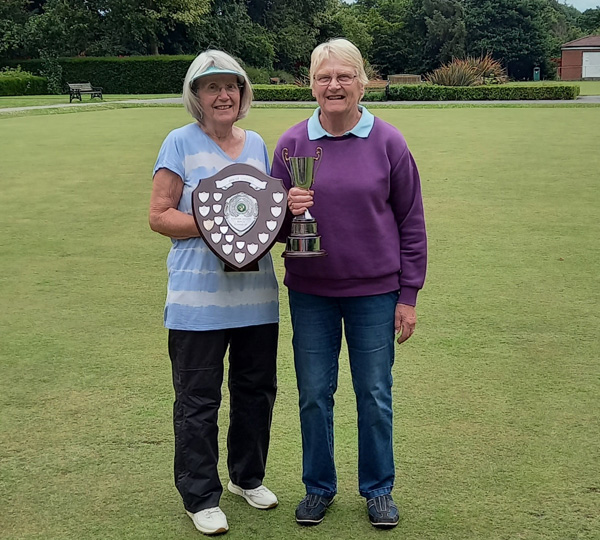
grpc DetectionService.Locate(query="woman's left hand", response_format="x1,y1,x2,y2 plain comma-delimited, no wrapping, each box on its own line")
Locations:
395,303,416,344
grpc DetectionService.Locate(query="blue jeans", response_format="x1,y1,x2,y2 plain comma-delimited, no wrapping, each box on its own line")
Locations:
289,290,397,499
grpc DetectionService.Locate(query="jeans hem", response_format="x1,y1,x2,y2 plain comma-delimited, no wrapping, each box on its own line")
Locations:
306,487,337,498
361,485,393,499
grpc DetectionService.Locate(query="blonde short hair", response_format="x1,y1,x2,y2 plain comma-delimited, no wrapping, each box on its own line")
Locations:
182,50,253,123
309,39,369,91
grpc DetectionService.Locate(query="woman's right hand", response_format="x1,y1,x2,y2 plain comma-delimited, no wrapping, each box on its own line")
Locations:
287,187,314,216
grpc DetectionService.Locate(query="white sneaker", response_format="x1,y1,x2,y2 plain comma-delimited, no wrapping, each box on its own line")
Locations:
227,480,278,509
186,507,229,535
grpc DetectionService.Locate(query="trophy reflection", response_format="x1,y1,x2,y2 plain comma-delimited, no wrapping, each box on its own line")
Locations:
282,147,327,258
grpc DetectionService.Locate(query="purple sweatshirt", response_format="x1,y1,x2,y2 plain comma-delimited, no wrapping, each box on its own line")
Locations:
272,117,427,306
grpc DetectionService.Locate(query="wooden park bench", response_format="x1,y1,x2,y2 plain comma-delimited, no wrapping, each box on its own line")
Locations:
67,82,103,103
364,79,390,99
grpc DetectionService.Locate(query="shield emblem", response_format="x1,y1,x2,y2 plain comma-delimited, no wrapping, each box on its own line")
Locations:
192,163,288,271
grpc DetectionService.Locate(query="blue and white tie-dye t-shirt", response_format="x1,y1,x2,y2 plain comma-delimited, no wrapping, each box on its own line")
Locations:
153,123,279,331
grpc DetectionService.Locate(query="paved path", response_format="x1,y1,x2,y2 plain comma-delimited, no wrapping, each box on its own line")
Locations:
2,95,600,113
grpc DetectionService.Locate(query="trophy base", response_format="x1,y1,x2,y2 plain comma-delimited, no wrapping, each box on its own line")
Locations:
282,234,327,258
282,249,327,258
282,216,327,258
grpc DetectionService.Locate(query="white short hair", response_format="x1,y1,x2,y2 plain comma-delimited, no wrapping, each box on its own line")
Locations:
182,50,253,123
310,39,369,90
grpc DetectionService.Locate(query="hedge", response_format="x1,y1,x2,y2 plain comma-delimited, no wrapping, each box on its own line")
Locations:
1,56,196,94
253,85,313,101
387,84,580,101
0,72,47,96
0,57,298,94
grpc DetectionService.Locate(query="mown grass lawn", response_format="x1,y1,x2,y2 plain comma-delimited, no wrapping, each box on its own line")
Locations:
0,107,599,540
0,93,180,108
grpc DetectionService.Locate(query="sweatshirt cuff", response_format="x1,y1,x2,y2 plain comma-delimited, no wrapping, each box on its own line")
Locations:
398,286,419,307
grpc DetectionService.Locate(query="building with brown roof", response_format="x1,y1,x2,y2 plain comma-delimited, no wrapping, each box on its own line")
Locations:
560,36,600,80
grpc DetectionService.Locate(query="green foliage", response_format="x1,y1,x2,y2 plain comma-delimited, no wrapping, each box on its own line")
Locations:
426,55,508,86
388,83,580,100
2,56,196,94
0,68,48,95
426,60,478,86
363,90,387,101
464,54,508,84
464,0,555,79
253,84,314,101
39,50,63,95
422,0,466,66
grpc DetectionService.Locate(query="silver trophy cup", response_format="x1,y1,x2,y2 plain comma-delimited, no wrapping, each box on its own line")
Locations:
282,147,327,258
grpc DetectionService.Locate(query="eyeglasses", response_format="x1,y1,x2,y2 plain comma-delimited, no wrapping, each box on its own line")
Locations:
199,82,243,96
314,74,357,86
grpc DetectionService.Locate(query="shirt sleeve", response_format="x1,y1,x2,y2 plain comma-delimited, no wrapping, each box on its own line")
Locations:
153,130,185,179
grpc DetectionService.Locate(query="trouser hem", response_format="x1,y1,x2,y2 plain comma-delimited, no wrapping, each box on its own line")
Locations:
361,485,394,499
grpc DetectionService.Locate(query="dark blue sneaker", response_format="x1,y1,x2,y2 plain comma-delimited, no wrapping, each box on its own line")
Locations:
367,494,399,528
295,494,334,525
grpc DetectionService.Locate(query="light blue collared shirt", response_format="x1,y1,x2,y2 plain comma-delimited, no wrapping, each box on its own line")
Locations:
307,105,375,140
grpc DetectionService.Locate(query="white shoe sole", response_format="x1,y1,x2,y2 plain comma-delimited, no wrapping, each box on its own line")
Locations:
186,511,229,535
227,481,278,509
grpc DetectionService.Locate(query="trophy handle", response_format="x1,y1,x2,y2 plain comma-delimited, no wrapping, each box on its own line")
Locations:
282,148,292,178
313,147,323,179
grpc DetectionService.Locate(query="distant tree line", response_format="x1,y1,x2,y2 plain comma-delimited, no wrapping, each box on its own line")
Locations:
2,0,600,79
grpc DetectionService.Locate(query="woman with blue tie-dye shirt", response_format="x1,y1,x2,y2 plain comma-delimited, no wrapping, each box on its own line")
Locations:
149,50,278,536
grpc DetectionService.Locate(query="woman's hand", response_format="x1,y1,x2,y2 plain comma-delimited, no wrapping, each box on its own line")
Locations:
287,187,314,216
395,303,416,344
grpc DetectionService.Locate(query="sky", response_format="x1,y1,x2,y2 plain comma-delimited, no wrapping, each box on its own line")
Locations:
565,0,600,11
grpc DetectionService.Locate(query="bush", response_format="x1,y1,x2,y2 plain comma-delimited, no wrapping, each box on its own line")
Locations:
245,67,271,84
39,51,63,95
1,56,196,94
0,57,310,94
426,61,478,86
426,55,508,87
0,67,48,96
363,90,387,102
464,54,508,85
388,84,580,101
253,85,313,101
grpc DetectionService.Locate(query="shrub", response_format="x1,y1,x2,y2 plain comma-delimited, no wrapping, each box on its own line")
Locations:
387,84,579,101
245,67,271,84
426,61,478,86
0,67,48,96
426,55,508,87
253,85,313,101
363,90,387,102
463,54,507,85
39,51,63,95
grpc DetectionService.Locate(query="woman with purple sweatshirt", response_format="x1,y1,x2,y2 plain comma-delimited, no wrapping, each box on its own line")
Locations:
271,39,427,529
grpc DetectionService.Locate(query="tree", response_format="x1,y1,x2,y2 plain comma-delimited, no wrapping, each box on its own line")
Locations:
578,7,600,34
191,0,275,68
353,0,415,76
464,0,554,79
422,0,466,66
100,0,210,55
0,0,31,58
24,0,103,57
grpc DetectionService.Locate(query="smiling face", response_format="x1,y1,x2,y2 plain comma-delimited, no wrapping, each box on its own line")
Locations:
311,57,364,119
195,74,241,130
